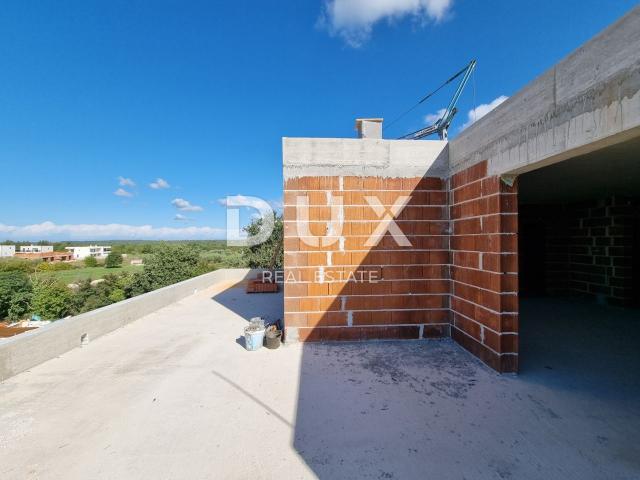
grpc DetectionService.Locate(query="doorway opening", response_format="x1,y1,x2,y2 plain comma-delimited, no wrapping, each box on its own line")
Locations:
517,137,640,391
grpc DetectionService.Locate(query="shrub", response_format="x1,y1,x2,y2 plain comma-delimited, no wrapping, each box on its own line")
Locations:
31,277,72,320
105,252,123,268
199,249,247,268
67,273,135,314
37,261,73,272
0,258,37,274
102,273,129,303
0,271,32,319
84,256,98,268
108,288,126,303
131,245,199,293
124,271,152,298
8,290,33,321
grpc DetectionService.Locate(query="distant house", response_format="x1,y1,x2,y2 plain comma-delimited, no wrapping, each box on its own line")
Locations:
19,245,53,253
0,245,16,258
15,251,73,262
65,245,112,260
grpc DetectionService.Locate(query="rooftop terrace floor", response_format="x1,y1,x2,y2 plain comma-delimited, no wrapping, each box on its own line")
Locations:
1,284,638,479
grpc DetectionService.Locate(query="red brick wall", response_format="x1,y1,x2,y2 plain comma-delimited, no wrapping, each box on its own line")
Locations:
283,175,450,342
283,161,520,373
449,161,519,373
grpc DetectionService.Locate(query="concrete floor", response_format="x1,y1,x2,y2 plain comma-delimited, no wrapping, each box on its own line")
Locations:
1,286,639,480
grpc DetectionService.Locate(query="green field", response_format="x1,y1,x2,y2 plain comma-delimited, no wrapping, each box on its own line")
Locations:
50,265,142,283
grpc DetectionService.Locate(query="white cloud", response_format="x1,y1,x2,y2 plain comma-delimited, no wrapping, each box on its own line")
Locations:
217,195,270,210
320,0,453,47
150,178,170,189
118,176,136,187
0,221,225,240
462,95,508,130
173,214,192,222
424,108,446,125
114,188,133,198
171,198,203,212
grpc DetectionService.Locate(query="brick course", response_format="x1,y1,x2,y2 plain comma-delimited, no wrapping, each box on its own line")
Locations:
283,175,451,341
449,161,519,373
283,162,520,373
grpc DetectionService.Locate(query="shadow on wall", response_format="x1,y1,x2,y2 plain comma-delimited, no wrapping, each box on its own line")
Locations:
284,175,454,477
283,175,451,343
284,161,520,375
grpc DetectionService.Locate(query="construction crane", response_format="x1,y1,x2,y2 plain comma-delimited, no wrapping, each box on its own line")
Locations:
398,59,476,141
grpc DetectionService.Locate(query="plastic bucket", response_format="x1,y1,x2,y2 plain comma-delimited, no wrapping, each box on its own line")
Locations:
244,326,266,351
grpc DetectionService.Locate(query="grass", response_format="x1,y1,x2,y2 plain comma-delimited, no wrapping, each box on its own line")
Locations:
50,265,142,283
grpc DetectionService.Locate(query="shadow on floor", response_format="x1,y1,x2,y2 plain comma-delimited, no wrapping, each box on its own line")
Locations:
292,298,640,478
211,286,284,324
294,340,490,479
519,296,640,399
209,285,640,477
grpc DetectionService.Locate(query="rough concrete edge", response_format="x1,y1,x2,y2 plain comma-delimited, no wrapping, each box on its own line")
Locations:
448,5,640,177
282,137,449,179
0,268,262,382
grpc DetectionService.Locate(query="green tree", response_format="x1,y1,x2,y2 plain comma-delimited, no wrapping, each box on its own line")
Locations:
102,273,128,303
68,273,133,314
31,277,72,320
0,271,32,319
8,290,33,321
244,213,283,269
138,244,199,291
105,252,123,268
70,279,98,314
124,271,152,298
84,256,98,268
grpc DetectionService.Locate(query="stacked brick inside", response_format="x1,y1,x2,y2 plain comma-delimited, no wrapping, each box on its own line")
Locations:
283,175,451,342
449,161,519,373
522,197,636,306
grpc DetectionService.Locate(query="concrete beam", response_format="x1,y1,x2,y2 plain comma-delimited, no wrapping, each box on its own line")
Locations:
283,138,449,179
449,6,640,176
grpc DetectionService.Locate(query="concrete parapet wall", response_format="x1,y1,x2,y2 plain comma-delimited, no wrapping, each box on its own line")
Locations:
0,268,261,381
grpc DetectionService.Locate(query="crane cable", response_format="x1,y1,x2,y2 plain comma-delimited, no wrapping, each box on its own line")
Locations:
472,63,477,124
384,62,472,133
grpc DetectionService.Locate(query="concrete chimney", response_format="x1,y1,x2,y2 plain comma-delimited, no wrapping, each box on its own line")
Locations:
355,118,383,139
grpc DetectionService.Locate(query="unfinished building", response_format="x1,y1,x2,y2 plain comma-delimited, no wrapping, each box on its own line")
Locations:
282,7,640,373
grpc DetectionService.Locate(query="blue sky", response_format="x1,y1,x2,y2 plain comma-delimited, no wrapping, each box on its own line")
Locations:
0,0,636,240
